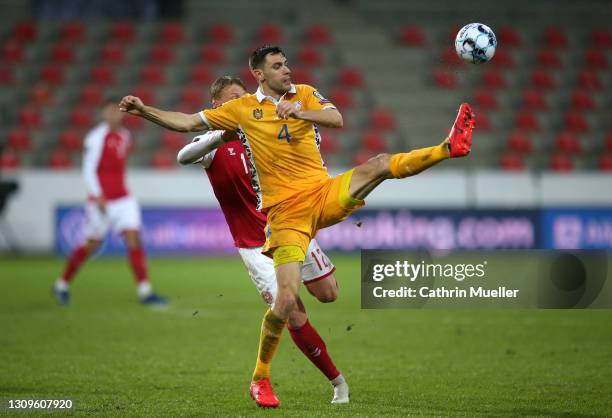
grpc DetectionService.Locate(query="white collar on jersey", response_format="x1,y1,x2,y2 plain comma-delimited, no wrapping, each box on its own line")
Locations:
255,84,296,104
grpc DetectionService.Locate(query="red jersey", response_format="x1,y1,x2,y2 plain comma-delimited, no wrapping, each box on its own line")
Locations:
83,122,131,201
200,138,267,248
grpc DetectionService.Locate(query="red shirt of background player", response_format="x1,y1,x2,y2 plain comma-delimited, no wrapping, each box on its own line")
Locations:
203,139,267,248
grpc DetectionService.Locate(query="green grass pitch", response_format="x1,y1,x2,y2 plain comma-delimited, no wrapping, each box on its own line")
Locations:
1,254,612,417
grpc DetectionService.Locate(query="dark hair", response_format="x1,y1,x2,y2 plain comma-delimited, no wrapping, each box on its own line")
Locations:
209,76,247,100
249,45,285,70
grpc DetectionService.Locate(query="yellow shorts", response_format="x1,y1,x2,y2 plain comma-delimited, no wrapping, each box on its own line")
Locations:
262,169,365,260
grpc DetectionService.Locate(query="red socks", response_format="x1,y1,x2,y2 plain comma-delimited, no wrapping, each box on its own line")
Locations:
128,247,148,282
61,245,89,283
289,320,340,381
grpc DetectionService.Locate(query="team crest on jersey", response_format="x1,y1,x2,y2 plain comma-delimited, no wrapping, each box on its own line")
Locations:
227,147,235,155
253,108,263,120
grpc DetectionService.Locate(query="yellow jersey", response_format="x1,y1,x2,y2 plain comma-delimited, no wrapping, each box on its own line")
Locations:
200,84,336,210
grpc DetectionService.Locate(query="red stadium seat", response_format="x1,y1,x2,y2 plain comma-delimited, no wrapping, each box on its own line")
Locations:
329,88,354,109
48,149,73,169
490,48,514,68
570,90,595,110
476,112,492,131
18,106,42,128
591,29,612,48
40,65,64,85
190,66,214,85
208,23,234,44
2,40,23,63
440,49,463,67
290,68,315,85
13,22,36,42
151,150,176,169
101,43,125,64
319,133,338,155
474,90,498,110
584,50,608,69
482,69,506,89
256,23,283,44
361,132,387,153
522,89,547,110
162,131,187,152
69,108,93,128
369,109,396,132
599,154,612,171
200,44,225,65
576,70,602,90
0,150,21,170
0,66,12,84
432,68,457,90
536,49,561,68
297,46,323,66
150,44,175,64
432,69,457,89
51,43,74,64
497,26,521,47
60,21,85,42
338,67,363,88
159,23,184,43
555,132,581,154
58,129,82,151
530,69,555,90
500,152,525,171
179,86,207,108
90,65,115,85
239,68,258,90
507,131,533,154
514,110,540,132
140,65,165,85
352,150,374,166
132,86,155,105
399,26,425,47
7,128,32,152
30,83,53,106
606,133,612,152
304,24,331,45
80,84,103,106
543,27,568,48
110,22,136,43
564,112,589,133
124,114,144,130
549,153,574,172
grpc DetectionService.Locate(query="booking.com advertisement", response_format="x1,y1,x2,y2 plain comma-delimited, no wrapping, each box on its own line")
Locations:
56,206,612,255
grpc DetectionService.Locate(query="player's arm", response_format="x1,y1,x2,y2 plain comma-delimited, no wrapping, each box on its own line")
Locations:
119,95,208,132
82,131,106,211
177,131,231,165
295,108,343,128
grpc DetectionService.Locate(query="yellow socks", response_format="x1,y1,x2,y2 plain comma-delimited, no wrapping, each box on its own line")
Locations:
252,308,287,381
389,140,450,178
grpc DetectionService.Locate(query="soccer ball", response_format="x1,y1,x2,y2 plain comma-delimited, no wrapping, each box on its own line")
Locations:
455,23,497,64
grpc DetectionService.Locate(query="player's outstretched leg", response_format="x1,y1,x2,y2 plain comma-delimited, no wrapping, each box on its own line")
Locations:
349,103,475,200
53,239,101,305
287,297,349,404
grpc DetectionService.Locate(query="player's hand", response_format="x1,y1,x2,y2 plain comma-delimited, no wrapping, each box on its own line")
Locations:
95,196,107,214
119,95,145,115
276,100,302,120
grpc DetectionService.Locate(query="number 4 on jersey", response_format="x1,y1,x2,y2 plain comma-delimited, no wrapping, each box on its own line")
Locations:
277,124,291,143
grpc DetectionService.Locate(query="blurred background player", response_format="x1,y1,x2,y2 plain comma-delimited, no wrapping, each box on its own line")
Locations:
52,98,167,306
177,76,349,404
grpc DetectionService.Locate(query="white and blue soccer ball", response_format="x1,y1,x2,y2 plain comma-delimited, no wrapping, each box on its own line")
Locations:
455,23,497,64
